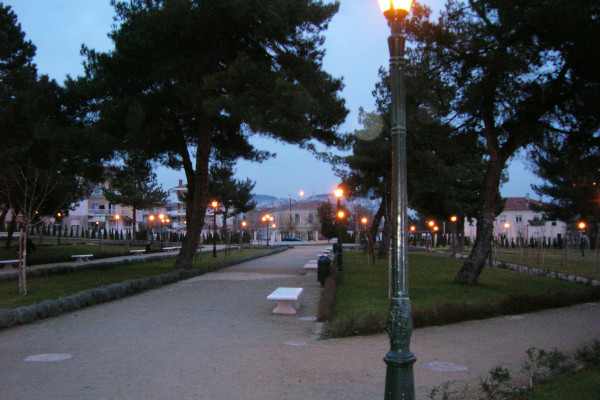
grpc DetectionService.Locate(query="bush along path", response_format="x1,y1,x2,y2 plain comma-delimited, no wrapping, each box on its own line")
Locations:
428,340,600,400
0,246,289,330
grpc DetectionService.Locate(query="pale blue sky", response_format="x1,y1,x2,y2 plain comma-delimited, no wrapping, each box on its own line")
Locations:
6,0,541,199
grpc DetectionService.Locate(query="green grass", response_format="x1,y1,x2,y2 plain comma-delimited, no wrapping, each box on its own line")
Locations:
522,366,600,400
490,246,600,280
0,249,266,309
0,242,147,265
329,250,596,336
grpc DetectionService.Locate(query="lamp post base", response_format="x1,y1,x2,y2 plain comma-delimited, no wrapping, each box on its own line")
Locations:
384,350,416,400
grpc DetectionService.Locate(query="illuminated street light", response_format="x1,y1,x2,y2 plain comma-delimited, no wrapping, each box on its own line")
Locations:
334,188,344,271
211,201,219,257
378,0,417,398
262,214,274,246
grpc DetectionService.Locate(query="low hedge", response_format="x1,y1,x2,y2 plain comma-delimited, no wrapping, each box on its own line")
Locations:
0,246,288,330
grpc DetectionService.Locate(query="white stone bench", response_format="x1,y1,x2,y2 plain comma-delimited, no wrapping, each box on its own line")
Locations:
162,247,181,252
303,262,318,272
267,287,303,315
71,254,93,262
0,259,19,269
130,250,145,255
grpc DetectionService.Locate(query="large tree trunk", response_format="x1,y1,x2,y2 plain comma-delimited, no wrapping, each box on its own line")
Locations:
455,160,504,284
173,124,211,270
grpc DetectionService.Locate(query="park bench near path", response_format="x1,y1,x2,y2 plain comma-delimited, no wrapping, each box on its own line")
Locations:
162,247,181,252
71,254,93,262
267,287,303,315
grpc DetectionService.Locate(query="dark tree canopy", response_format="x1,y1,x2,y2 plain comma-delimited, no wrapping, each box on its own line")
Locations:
81,0,348,270
401,0,600,284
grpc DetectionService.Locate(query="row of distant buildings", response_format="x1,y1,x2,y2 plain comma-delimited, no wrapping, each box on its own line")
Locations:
56,178,573,244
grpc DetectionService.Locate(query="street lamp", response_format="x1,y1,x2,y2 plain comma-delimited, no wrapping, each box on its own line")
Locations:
211,201,219,257
334,188,344,271
450,216,458,258
158,213,166,249
115,214,121,240
262,214,274,246
378,0,416,398
578,221,586,257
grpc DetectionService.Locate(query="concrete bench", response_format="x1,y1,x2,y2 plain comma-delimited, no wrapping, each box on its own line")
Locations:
0,259,19,269
267,287,303,315
130,250,145,255
162,247,181,252
303,262,318,272
71,254,93,262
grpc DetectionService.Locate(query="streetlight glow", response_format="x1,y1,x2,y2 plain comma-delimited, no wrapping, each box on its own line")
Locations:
338,210,345,219
450,215,457,223
377,0,413,13
334,188,343,198
362,217,368,225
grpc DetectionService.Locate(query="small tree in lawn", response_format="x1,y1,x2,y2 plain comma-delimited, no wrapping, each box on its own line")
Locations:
208,161,256,244
103,155,168,232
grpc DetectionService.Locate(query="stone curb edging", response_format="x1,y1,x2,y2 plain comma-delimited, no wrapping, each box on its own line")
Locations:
0,246,289,330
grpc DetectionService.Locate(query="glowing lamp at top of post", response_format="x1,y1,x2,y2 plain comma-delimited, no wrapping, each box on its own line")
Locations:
378,0,414,15
361,217,368,225
334,188,343,198
410,225,416,232
450,215,457,223
578,221,586,230
427,220,435,228
337,210,345,219
504,222,510,229
241,221,247,228
148,214,155,222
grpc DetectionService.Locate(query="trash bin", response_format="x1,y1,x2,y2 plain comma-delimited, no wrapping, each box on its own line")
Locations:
145,242,152,253
317,255,331,287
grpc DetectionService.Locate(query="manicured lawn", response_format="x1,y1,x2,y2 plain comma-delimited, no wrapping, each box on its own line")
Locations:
329,250,597,336
522,366,600,400
0,242,147,265
0,249,266,309
490,246,600,280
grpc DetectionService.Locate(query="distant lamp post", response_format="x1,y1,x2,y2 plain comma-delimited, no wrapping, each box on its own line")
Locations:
334,188,344,271
211,201,219,257
262,214,274,246
378,0,417,398
56,212,63,244
241,220,247,244
115,214,121,240
450,216,458,258
158,213,166,249
578,221,587,257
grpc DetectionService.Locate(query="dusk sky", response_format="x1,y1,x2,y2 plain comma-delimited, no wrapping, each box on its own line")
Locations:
6,0,542,200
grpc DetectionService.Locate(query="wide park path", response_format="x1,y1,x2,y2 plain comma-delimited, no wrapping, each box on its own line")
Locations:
0,246,599,399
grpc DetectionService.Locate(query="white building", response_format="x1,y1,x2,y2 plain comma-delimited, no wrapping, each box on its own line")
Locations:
464,196,567,246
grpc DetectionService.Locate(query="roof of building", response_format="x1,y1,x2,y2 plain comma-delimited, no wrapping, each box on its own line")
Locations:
503,197,543,212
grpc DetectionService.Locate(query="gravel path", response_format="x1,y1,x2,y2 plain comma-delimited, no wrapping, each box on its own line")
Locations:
1,246,599,399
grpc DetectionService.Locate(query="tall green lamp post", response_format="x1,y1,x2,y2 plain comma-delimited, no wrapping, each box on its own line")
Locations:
378,1,417,399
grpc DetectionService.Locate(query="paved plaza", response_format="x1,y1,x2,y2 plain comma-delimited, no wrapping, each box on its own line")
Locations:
1,246,599,399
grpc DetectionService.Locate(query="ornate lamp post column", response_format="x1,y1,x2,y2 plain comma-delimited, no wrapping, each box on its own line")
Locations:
378,1,417,399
